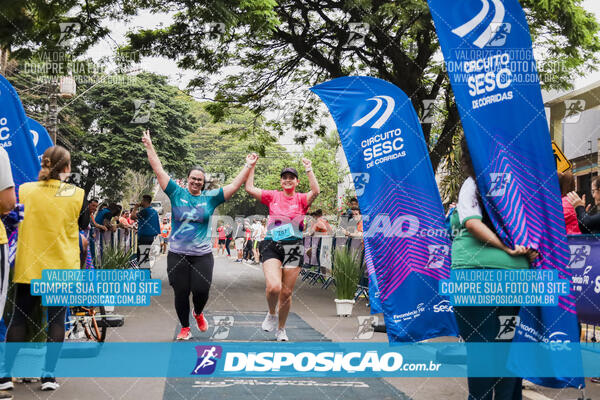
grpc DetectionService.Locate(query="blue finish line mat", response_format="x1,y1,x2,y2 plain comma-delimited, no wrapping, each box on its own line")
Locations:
163,311,410,399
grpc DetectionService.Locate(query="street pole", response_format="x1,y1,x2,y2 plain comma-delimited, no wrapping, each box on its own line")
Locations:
48,86,58,144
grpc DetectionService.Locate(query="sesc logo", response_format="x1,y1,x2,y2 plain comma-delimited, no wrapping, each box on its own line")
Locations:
0,118,10,141
432,300,453,313
426,245,449,269
451,0,507,48
568,245,590,269
352,96,395,129
191,345,223,375
351,173,370,197
547,331,571,351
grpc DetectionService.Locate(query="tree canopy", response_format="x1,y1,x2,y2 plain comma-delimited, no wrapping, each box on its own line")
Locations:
123,0,600,171
189,102,344,217
9,70,197,199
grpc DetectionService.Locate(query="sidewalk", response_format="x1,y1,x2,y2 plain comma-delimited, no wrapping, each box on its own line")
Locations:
7,253,597,399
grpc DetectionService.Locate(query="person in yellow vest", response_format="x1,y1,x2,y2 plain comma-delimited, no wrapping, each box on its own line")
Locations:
0,147,16,318
0,146,84,392
0,147,16,400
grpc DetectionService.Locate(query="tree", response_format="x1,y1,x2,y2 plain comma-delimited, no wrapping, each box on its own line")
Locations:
188,101,292,217
187,102,344,217
9,70,197,200
0,1,133,62
123,0,600,172
121,169,156,206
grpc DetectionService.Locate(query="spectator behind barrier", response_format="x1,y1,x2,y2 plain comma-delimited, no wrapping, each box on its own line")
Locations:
558,171,581,234
568,176,600,234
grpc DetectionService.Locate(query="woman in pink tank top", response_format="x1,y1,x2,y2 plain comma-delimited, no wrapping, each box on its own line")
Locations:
245,155,320,341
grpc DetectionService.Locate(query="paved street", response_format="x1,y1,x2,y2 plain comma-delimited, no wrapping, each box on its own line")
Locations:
7,253,598,399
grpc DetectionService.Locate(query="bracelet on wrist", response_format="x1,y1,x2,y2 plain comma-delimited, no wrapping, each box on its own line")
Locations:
245,163,252,169
305,168,312,173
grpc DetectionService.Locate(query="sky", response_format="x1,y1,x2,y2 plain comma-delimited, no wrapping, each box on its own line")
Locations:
86,1,600,92
83,0,600,144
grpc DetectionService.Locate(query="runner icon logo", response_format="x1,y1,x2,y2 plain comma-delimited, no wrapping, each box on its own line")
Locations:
426,245,449,269
487,173,511,197
211,316,234,340
351,173,370,196
568,245,590,269
131,99,156,124
496,315,520,340
191,345,223,375
353,316,378,340
563,99,586,124
282,245,302,267
420,100,436,123
487,22,511,46
58,22,80,47
346,22,370,47
451,0,506,48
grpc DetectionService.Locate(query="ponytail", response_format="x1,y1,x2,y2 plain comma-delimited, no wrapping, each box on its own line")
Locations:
38,146,71,181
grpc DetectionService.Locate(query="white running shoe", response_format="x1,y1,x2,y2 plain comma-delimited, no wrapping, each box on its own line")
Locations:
261,313,278,332
276,328,288,342
40,377,59,391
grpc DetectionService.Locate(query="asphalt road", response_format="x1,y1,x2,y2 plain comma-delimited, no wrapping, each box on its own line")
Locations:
6,253,598,400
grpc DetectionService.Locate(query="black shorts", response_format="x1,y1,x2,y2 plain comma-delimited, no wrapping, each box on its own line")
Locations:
259,239,303,268
218,239,226,244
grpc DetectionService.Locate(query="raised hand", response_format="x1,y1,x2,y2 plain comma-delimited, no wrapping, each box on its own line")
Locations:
301,158,312,171
566,191,585,209
246,153,259,167
141,129,153,149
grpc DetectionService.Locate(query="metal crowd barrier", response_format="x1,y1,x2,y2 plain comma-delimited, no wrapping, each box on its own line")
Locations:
299,235,368,302
89,228,138,266
300,233,600,318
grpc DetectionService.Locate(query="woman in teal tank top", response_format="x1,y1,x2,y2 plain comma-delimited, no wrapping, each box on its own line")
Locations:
142,129,256,340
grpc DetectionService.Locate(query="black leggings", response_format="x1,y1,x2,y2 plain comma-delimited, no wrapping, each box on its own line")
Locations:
225,237,232,256
5,283,67,374
167,251,214,328
454,305,522,400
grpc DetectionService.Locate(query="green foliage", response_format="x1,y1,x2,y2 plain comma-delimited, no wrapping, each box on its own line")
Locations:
121,169,156,206
439,133,465,205
123,0,600,172
188,102,344,217
9,70,197,200
333,247,362,300
97,245,134,269
0,1,132,60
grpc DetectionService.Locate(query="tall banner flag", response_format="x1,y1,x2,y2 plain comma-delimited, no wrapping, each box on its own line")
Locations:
428,0,583,388
27,117,53,162
0,74,40,188
312,76,459,342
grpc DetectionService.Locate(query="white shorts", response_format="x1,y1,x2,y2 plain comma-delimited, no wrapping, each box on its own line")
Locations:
235,238,245,251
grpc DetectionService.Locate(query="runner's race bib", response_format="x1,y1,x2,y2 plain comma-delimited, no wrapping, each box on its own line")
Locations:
271,223,295,242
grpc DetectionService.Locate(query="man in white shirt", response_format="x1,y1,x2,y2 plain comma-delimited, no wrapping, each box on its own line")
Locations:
251,219,262,264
